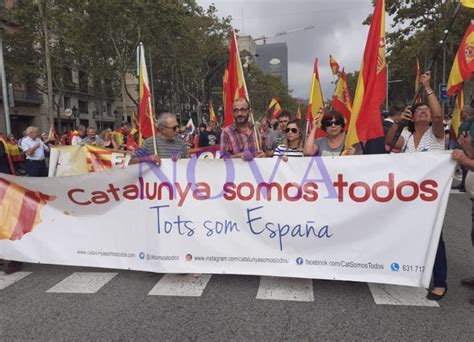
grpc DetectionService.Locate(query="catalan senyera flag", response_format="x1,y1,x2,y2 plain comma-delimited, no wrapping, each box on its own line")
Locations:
307,58,326,138
332,68,352,128
329,54,340,76
84,145,117,172
138,43,155,139
447,20,474,96
461,0,474,8
415,57,422,103
209,101,217,123
5,138,23,162
451,89,464,140
268,98,283,120
223,31,249,127
345,0,386,150
0,177,55,240
296,99,302,120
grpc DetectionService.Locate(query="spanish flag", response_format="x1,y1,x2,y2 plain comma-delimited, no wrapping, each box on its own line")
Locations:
223,31,249,127
268,97,283,120
345,0,386,149
307,58,326,138
329,54,340,76
451,90,464,140
447,20,474,96
415,57,422,103
0,178,55,240
209,101,218,123
138,43,155,139
461,0,474,8
332,68,352,128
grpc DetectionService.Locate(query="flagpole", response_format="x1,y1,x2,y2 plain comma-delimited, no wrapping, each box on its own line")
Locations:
148,101,158,156
390,1,462,148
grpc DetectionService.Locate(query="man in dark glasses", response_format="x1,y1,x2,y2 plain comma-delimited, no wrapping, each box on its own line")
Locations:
130,112,188,165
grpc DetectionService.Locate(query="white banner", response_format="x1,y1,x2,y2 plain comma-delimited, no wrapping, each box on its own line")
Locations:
0,152,455,287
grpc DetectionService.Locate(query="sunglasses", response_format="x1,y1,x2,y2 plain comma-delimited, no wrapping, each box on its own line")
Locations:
324,119,344,128
285,127,299,133
163,125,180,130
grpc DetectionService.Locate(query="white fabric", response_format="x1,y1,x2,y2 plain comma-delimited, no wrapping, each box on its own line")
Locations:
71,135,82,146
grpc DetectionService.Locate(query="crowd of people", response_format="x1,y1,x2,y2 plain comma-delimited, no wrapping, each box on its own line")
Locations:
1,71,474,305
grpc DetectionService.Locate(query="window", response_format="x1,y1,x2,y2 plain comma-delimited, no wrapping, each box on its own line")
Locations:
78,100,89,114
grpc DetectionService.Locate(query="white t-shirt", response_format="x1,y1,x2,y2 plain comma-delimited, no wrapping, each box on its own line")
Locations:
401,127,445,152
71,135,82,146
21,136,49,160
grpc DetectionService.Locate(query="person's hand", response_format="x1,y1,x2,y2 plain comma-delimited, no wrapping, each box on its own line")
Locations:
346,147,356,155
256,150,265,158
171,154,181,162
420,71,432,89
281,154,288,162
453,149,469,165
400,106,413,121
149,154,161,165
313,107,324,128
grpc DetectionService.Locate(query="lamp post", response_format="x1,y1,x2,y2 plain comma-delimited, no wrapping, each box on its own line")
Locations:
71,105,78,130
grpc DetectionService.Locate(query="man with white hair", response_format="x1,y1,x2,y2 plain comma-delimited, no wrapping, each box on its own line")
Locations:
130,112,187,165
20,126,49,177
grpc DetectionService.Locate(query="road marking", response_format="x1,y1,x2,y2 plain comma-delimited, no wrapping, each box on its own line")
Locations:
368,283,439,307
148,274,212,297
256,276,314,302
46,272,118,294
0,272,32,290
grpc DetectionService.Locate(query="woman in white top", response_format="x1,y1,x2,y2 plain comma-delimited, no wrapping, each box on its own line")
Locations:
386,71,447,301
273,119,304,160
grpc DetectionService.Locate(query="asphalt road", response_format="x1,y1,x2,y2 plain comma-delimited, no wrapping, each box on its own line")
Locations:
1,192,473,341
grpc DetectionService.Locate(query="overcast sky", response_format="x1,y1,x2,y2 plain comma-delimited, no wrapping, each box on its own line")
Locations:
196,0,382,100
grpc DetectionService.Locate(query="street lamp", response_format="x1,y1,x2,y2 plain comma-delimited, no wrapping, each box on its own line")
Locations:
71,105,78,129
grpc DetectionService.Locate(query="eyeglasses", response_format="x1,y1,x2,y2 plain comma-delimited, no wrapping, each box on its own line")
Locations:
163,125,180,130
279,119,289,124
233,107,249,113
285,127,298,133
324,119,344,128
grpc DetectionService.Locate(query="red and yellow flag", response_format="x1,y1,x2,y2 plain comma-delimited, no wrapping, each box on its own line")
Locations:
138,44,155,139
296,99,302,120
332,68,352,128
461,0,474,8
307,58,326,138
268,98,283,120
209,101,218,123
451,90,464,140
447,20,474,96
223,31,249,127
329,54,340,76
0,135,15,175
345,0,386,149
415,57,423,103
0,178,55,240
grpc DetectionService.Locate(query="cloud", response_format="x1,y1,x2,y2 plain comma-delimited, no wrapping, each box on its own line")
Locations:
197,0,376,98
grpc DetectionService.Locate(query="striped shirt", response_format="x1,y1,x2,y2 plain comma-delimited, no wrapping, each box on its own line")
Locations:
273,144,304,157
135,135,187,159
401,127,445,153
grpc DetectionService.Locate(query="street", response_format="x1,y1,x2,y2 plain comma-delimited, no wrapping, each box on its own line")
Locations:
1,191,473,341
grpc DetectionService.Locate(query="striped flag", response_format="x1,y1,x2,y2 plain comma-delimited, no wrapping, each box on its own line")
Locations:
268,98,283,120
332,68,352,128
307,58,326,138
345,0,386,149
329,54,340,75
138,43,155,139
223,31,249,127
209,101,218,123
0,178,55,240
84,145,116,172
447,20,474,96
451,90,464,140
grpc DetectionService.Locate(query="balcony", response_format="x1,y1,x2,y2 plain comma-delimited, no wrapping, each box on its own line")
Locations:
0,90,43,105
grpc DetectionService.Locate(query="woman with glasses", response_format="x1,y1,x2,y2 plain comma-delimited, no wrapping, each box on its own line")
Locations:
273,119,304,160
304,110,359,156
386,71,447,301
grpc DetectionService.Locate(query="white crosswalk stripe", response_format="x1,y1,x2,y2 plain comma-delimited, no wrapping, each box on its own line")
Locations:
256,276,314,302
0,272,32,290
46,272,118,294
368,283,439,307
148,273,212,297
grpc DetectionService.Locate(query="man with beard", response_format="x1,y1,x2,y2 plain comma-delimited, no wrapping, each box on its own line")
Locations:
220,98,264,161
